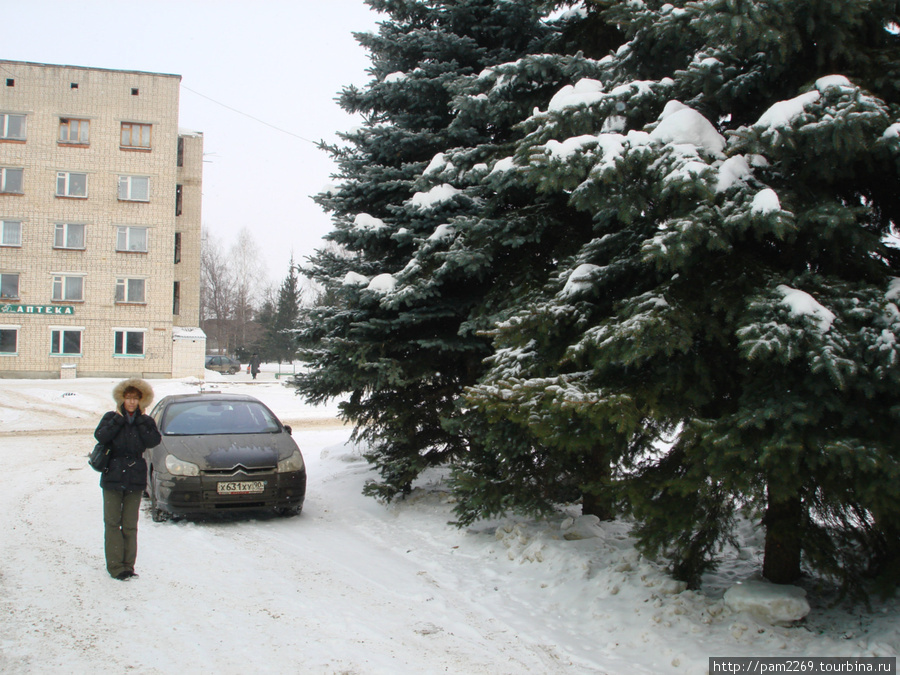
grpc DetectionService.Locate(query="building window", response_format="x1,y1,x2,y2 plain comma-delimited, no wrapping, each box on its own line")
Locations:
177,137,184,166
0,327,17,354
56,171,87,198
114,329,145,356
116,226,148,253
174,232,182,263
115,278,146,304
1,114,26,141
175,184,183,216
52,275,84,302
118,175,149,202
59,118,89,144
54,223,85,250
50,328,82,355
1,273,19,300
1,167,24,194
1,220,21,247
120,122,151,149
173,281,181,315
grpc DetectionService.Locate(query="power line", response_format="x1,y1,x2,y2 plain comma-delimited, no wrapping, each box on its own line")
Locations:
181,84,319,145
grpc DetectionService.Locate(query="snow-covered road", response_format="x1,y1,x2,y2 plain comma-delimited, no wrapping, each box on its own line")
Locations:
0,424,582,674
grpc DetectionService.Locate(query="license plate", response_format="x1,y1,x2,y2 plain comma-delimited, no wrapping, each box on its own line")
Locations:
217,480,266,495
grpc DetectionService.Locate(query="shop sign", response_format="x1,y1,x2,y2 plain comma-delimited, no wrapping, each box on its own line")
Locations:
0,304,75,315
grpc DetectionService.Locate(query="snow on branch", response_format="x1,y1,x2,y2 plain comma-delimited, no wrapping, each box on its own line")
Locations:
776,285,836,332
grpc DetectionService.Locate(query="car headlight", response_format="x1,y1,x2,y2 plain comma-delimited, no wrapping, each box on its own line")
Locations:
277,449,305,473
165,454,200,477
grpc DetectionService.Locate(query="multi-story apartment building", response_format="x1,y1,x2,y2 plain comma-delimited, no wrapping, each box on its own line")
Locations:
0,60,205,379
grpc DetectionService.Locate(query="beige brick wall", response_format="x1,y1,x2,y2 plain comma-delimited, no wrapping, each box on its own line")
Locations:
175,131,203,328
0,61,203,378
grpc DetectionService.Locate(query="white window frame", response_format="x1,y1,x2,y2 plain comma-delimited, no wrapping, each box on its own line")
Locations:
1,114,26,140
49,326,84,356
58,118,89,144
1,272,19,300
117,175,150,202
1,220,21,247
116,226,148,253
54,223,86,250
51,274,84,302
113,328,146,357
115,277,146,304
1,167,23,194
120,122,152,149
0,325,19,355
56,171,87,198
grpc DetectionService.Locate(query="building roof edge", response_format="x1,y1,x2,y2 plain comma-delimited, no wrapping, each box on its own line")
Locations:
0,59,182,80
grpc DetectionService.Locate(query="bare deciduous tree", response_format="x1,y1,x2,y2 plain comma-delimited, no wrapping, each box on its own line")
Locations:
230,228,266,350
200,232,235,354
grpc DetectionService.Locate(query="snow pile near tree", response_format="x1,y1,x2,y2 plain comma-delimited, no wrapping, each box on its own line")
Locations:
723,579,810,625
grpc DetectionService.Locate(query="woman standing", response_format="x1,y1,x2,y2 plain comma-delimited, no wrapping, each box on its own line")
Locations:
94,378,161,580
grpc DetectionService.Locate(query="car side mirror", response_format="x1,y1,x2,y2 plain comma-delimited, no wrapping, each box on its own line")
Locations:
284,425,292,435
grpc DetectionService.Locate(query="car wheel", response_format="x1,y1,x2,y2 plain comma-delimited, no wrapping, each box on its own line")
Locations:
148,469,171,523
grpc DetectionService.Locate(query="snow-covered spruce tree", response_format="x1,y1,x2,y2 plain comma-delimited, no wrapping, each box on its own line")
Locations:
296,0,593,500
457,0,900,593
267,257,302,364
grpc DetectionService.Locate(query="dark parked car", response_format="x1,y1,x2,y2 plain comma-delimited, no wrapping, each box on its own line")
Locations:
204,355,241,374
145,393,306,521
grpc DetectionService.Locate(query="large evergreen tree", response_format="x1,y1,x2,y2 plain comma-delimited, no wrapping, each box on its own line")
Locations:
457,0,900,593
296,0,588,499
300,0,900,595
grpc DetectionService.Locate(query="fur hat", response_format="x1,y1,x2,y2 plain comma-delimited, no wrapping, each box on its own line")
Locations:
112,378,155,410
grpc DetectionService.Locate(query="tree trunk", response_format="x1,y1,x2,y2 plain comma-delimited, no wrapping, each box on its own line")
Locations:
581,450,614,521
762,488,802,584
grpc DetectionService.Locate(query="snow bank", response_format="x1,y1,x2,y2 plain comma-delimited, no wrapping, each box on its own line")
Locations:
724,578,811,625
1,378,897,674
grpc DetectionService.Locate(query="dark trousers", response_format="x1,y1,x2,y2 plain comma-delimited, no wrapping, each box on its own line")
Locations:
103,489,142,577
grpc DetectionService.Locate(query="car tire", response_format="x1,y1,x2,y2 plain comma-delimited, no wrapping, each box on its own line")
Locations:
277,505,302,517
148,469,171,523
150,505,170,523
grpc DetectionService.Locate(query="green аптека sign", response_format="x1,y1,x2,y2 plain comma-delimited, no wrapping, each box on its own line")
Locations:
0,304,75,315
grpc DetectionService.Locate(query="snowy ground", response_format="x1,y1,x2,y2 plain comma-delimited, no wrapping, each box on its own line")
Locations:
0,365,897,674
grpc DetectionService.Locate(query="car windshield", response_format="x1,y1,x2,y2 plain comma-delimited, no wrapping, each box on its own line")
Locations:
161,400,282,436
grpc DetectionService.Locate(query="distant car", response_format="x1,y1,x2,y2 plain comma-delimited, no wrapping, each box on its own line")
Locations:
205,355,241,374
145,393,306,521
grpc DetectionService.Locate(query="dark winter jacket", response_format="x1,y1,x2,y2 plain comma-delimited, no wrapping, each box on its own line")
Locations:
94,379,161,492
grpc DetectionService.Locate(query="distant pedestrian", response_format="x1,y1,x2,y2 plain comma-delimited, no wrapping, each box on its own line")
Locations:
93,378,161,580
249,353,261,380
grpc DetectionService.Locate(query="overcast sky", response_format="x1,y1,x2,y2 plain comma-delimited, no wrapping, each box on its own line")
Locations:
4,0,380,288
